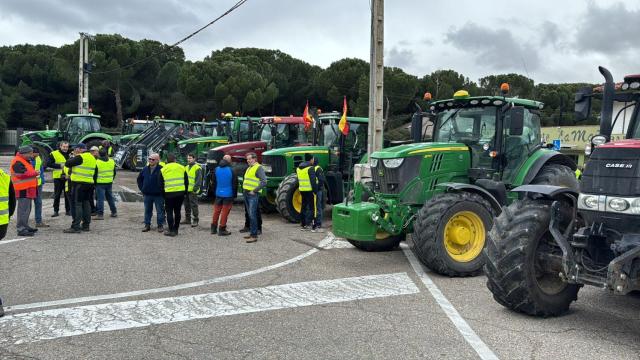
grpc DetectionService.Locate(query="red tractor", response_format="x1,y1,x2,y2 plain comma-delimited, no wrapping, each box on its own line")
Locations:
484,67,640,316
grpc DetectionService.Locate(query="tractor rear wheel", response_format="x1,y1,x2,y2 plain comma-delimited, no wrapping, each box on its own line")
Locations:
412,192,494,277
484,200,580,317
259,193,277,213
275,174,301,223
348,233,405,252
531,164,579,189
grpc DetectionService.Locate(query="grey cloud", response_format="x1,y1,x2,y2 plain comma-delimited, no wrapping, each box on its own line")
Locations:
386,46,415,69
575,2,640,54
540,21,560,47
445,22,540,72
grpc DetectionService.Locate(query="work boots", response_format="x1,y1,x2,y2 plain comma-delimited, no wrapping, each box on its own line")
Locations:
191,220,198,228
218,226,231,236
142,225,151,232
210,224,217,235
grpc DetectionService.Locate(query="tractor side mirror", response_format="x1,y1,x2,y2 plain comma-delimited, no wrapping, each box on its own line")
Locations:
410,112,423,143
508,106,525,136
574,87,593,122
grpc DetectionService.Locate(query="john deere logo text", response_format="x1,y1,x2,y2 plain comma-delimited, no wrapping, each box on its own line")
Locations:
605,163,633,169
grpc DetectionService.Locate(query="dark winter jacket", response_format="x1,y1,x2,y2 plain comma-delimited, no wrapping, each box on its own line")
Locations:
137,164,163,195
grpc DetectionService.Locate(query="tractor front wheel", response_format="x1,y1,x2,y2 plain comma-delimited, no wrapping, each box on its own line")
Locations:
275,174,302,223
484,200,580,317
348,233,405,252
412,192,494,277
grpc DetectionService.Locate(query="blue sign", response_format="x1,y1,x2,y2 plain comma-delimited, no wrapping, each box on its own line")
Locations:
552,139,561,151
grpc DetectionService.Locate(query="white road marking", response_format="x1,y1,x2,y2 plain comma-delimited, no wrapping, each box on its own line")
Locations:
0,273,419,345
321,239,355,249
118,185,139,194
5,234,336,312
401,243,499,360
0,238,27,245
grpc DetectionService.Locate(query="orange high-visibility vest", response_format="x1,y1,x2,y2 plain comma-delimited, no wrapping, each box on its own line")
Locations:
10,155,38,191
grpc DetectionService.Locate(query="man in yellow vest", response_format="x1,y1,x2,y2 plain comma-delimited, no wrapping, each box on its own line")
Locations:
312,156,327,232
0,167,16,317
160,153,188,237
48,141,71,217
297,154,318,232
99,140,114,158
242,152,266,243
63,143,97,233
31,147,49,228
182,153,202,227
94,148,117,220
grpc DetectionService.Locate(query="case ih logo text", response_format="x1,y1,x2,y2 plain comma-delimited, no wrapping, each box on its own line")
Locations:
605,163,633,169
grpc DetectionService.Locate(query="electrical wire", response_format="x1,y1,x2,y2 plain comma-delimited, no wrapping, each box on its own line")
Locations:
92,0,249,75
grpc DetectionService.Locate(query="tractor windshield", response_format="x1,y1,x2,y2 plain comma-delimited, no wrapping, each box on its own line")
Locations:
260,123,308,147
434,107,497,145
67,116,101,133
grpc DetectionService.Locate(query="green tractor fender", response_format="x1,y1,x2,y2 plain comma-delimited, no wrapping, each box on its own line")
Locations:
517,150,577,186
80,133,113,144
437,182,504,215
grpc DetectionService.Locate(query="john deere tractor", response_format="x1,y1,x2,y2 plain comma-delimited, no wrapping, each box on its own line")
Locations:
333,88,579,277
262,113,370,220
19,113,112,167
485,67,640,316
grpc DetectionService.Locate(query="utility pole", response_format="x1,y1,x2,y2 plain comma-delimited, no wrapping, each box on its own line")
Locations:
367,0,384,158
77,33,91,114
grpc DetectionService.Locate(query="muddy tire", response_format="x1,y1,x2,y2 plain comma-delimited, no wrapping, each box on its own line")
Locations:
348,234,405,252
484,200,580,317
275,174,301,223
412,192,494,277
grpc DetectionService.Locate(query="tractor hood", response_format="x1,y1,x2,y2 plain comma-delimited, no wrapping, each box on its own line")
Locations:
262,145,329,157
215,140,267,153
371,142,468,159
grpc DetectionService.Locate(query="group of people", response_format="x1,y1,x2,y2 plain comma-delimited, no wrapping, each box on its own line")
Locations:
7,141,117,236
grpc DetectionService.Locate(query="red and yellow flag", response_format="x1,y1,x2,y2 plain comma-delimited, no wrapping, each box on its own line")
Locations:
338,96,349,135
302,100,313,130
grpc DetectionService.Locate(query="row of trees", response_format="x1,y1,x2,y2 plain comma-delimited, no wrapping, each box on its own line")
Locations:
0,34,598,131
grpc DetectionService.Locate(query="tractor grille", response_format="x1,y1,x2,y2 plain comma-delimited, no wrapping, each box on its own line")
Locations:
262,155,287,177
371,156,422,194
581,147,640,196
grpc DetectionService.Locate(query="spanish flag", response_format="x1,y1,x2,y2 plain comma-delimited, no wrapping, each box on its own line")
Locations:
338,96,349,135
302,100,313,130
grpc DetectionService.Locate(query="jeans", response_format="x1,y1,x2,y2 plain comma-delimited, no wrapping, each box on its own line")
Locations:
53,178,70,213
244,192,259,236
143,195,165,226
300,191,315,228
244,197,262,230
165,195,184,232
315,190,324,228
34,185,43,224
96,184,117,215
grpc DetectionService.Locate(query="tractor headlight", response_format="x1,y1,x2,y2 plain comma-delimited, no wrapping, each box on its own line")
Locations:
608,198,630,212
383,158,404,168
371,212,380,222
582,195,599,209
370,158,378,168
262,164,272,173
179,143,186,149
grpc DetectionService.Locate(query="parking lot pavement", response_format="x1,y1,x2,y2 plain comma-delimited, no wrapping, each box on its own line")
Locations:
0,163,639,359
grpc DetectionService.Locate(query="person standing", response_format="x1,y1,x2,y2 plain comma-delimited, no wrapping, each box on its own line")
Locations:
49,141,71,217
160,153,188,237
10,146,39,236
137,153,165,233
63,143,97,233
89,146,100,215
0,167,16,317
94,149,117,220
99,140,114,158
182,153,202,227
312,156,327,232
210,154,238,236
242,152,266,243
31,147,49,228
297,154,318,231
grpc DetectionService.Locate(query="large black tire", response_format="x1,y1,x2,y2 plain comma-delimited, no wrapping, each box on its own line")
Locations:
484,200,580,317
259,195,277,213
412,192,495,277
531,164,579,190
348,234,405,252
275,174,301,223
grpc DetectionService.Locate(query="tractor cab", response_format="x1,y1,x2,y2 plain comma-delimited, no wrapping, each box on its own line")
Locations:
257,116,311,149
60,114,103,145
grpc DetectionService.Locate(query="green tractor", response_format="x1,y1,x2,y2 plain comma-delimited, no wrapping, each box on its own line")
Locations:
261,113,370,219
332,89,579,277
19,113,112,167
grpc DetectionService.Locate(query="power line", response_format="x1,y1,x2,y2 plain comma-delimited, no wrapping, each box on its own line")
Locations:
92,0,249,75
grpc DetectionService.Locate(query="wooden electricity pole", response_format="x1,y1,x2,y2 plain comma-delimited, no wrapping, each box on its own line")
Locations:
367,0,384,157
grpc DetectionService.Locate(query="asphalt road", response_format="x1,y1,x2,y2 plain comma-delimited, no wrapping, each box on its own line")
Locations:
0,157,639,359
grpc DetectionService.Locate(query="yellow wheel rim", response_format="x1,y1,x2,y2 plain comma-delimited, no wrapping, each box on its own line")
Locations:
443,211,485,263
292,189,302,213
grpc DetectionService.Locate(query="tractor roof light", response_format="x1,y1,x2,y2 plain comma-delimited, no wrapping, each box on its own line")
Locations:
623,74,640,90
592,135,607,146
470,100,479,105
481,99,491,105
500,83,510,95
453,90,470,99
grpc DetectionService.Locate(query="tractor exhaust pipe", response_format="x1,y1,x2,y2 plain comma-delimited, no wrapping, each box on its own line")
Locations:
599,66,614,138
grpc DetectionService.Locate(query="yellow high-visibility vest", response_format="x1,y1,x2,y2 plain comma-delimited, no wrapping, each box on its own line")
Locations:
51,150,67,179
161,162,186,193
296,166,312,192
70,153,97,184
575,169,582,179
242,163,262,191
63,166,70,192
96,158,116,184
99,145,114,157
35,155,42,186
186,163,201,192
0,169,10,225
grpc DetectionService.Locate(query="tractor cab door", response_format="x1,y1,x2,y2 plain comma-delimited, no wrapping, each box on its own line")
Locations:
501,108,542,182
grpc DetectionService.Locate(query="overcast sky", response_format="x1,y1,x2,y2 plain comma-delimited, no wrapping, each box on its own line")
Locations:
1,0,639,85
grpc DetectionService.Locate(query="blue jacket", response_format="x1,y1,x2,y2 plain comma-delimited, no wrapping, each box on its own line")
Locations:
211,160,238,199
137,165,163,195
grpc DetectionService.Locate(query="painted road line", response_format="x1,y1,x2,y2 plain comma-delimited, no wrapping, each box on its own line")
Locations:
0,238,27,246
0,273,419,345
5,234,336,313
401,244,499,360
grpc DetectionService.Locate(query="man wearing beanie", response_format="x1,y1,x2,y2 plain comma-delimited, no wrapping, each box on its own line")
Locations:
10,146,39,236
